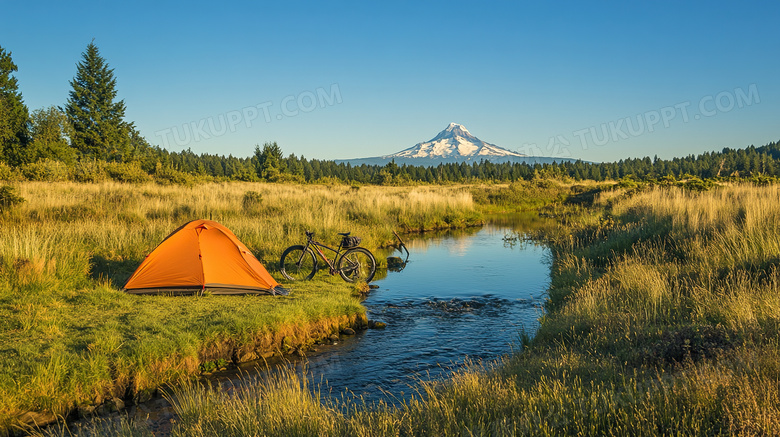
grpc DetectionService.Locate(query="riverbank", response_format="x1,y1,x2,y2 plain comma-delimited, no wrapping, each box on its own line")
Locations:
403,182,780,435
402,182,780,435
53,182,780,436
521,182,780,434
0,181,483,435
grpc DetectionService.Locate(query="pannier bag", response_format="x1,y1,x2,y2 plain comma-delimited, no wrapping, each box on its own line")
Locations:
341,236,361,249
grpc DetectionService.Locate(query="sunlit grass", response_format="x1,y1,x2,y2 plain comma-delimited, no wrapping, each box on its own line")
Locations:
0,181,482,435
62,182,780,437
29,181,780,436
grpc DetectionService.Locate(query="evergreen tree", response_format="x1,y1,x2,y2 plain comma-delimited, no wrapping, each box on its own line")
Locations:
302,159,314,181
286,153,304,176
28,106,76,164
65,41,130,161
127,127,155,165
254,142,286,181
0,45,30,165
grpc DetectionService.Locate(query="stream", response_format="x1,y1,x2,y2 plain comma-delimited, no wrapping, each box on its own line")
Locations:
75,217,553,434
240,216,552,404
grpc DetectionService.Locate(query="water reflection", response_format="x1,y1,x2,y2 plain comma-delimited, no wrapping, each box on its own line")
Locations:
65,216,554,433
485,211,560,232
251,216,554,404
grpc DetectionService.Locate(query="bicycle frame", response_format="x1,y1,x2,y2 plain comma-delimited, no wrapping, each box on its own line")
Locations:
301,236,345,275
281,231,376,283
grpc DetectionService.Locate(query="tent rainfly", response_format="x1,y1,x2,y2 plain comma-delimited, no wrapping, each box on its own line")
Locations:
123,219,287,295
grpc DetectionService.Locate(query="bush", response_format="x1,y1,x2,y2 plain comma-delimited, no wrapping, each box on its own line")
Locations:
534,178,555,188
470,187,490,205
105,161,153,183
679,176,714,192
71,160,109,183
153,163,193,186
749,174,777,186
242,191,263,213
0,185,25,212
617,177,639,189
0,162,22,182
21,159,69,182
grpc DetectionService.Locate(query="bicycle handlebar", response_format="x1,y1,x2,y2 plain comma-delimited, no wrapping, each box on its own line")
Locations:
305,230,353,240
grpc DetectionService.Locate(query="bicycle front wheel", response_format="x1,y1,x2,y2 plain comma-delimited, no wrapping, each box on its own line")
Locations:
280,245,317,281
337,247,376,283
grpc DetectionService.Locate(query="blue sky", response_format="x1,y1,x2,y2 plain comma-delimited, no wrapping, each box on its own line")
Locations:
1,1,778,162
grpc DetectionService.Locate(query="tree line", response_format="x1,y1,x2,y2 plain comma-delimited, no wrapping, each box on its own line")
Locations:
161,142,780,185
1,42,778,185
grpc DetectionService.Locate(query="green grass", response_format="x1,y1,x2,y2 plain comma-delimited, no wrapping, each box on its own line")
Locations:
50,182,780,437
35,180,780,436
0,181,482,435
471,179,572,213
2,277,365,434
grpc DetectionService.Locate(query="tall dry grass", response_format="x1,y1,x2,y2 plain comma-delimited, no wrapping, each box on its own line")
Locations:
57,182,780,437
5,182,479,260
0,181,481,435
530,183,780,434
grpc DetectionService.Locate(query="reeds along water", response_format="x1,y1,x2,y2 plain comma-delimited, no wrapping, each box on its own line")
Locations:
526,183,780,434
553,184,780,327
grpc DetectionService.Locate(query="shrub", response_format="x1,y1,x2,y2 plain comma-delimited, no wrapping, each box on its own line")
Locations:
105,161,153,183
679,176,714,192
534,178,555,188
617,177,639,189
21,159,69,182
71,160,109,183
242,191,263,213
470,187,490,205
0,185,25,212
0,162,22,182
312,176,347,186
153,163,193,186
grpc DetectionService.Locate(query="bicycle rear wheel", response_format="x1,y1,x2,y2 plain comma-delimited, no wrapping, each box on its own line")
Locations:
337,247,376,283
280,245,317,281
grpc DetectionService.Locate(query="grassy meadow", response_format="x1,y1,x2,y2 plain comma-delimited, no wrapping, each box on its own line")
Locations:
42,182,780,437
0,181,482,435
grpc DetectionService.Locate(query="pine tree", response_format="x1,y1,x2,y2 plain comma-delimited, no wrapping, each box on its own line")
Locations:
65,41,130,161
0,45,31,165
286,153,304,176
254,142,286,181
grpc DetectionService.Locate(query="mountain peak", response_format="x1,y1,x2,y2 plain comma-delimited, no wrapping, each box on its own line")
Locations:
433,122,474,141
385,123,526,160
446,122,469,133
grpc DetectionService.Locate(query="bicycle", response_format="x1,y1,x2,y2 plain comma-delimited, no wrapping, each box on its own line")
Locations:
280,231,377,283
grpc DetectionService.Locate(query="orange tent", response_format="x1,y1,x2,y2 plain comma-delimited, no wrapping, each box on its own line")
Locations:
123,219,286,295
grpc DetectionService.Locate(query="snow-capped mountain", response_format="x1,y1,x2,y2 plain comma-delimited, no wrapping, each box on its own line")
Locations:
385,123,526,160
336,123,581,166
